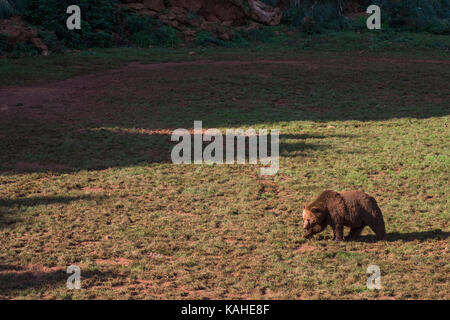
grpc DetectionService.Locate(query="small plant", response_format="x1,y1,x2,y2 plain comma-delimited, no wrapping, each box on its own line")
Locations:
9,41,39,58
195,31,228,47
125,14,180,48
156,25,181,47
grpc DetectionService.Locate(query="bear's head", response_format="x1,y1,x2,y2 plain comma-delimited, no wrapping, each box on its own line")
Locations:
302,205,327,230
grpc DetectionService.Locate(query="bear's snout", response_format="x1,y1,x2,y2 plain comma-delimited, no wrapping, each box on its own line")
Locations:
303,220,311,229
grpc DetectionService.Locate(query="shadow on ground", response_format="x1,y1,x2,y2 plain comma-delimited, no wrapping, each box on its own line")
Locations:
0,118,340,173
358,229,449,242
0,195,99,207
0,264,124,298
0,195,102,229
0,58,448,174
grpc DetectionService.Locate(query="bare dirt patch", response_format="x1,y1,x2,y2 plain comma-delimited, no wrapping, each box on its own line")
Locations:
94,258,133,266
297,244,317,253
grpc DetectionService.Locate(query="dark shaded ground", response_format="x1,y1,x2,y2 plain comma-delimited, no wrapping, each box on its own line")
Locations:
0,264,123,298
0,195,97,207
0,195,103,230
355,229,450,242
0,56,449,174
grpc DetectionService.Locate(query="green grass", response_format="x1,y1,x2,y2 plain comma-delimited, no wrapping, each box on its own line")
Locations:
0,38,449,299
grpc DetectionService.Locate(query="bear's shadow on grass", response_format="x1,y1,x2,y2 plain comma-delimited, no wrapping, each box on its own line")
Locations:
0,264,124,297
357,229,449,242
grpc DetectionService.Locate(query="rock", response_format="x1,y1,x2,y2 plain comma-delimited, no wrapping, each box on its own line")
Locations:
120,0,166,14
205,14,220,23
143,0,166,12
171,0,203,13
218,31,233,41
221,20,234,27
248,0,283,26
129,3,146,10
119,0,284,44
138,9,159,17
246,21,262,31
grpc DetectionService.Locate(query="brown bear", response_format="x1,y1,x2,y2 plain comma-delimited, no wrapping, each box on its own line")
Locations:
302,190,386,241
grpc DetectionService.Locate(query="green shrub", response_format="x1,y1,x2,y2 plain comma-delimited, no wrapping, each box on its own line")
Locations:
0,33,9,54
229,31,250,47
125,13,153,35
39,31,64,53
90,30,113,48
282,6,307,26
156,25,181,47
371,0,450,34
125,14,180,47
24,0,120,48
195,31,228,47
131,30,153,48
9,41,39,58
346,15,367,32
281,0,449,34
282,0,342,33
238,26,277,42
428,18,450,34
22,1,181,49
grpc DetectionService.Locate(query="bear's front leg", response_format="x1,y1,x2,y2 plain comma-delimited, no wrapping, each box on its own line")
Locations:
333,224,344,241
303,224,325,239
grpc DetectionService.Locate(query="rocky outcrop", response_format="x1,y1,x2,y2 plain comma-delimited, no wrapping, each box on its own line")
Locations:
0,0,287,56
0,16,48,56
119,0,283,40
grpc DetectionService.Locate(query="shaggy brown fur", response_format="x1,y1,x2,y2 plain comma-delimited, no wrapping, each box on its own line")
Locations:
302,190,386,241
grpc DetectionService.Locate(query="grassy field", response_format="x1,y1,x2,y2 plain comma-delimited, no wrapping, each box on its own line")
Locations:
0,33,449,299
